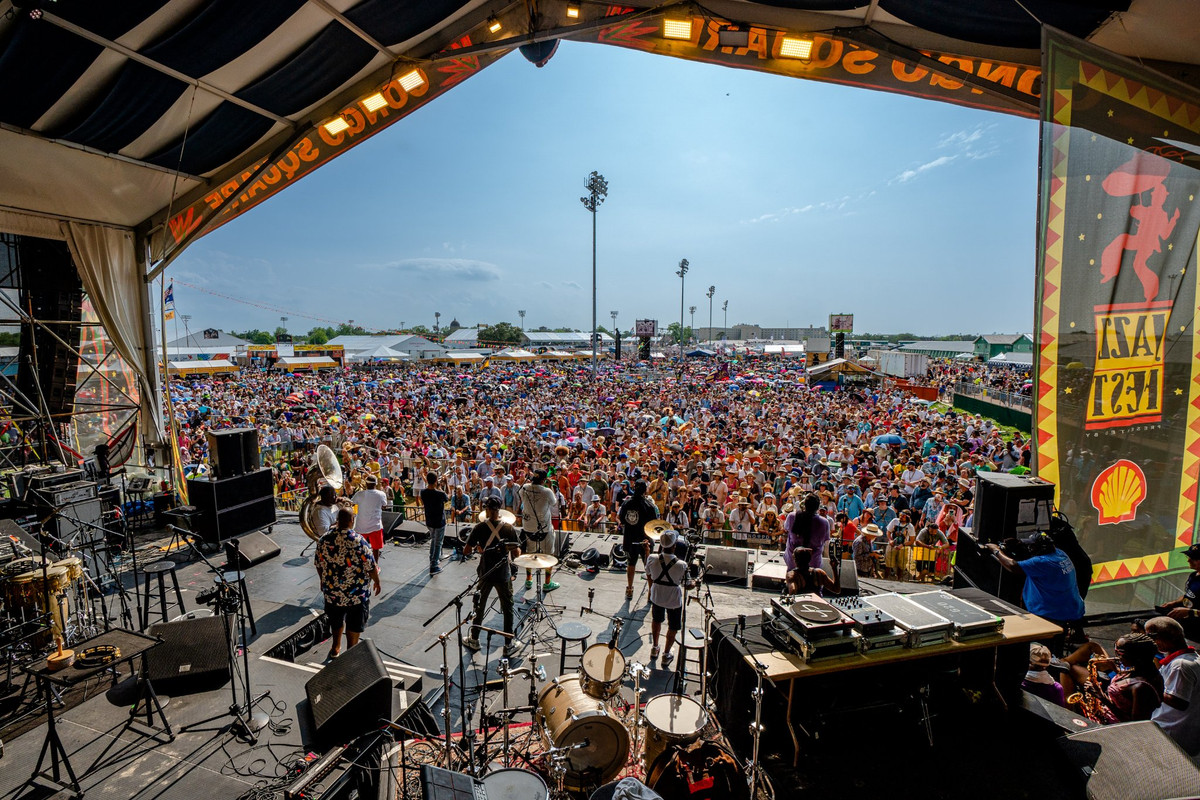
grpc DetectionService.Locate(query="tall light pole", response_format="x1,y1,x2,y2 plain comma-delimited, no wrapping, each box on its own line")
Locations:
518,309,526,331
434,311,441,340
689,306,696,344
610,310,618,335
722,300,729,342
676,258,689,369
580,170,608,381
706,285,715,345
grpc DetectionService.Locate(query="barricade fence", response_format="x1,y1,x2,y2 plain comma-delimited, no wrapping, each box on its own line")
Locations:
952,381,1033,410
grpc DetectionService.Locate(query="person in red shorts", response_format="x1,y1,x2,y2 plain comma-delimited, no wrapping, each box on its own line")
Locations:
351,475,388,564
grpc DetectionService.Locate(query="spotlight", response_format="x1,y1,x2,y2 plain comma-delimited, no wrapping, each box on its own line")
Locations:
361,93,387,112
566,3,580,18
322,117,350,135
398,69,425,92
779,36,814,60
662,18,692,40
488,16,502,34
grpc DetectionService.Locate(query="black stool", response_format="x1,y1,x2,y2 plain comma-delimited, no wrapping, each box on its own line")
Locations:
218,571,256,636
140,560,185,630
556,620,591,673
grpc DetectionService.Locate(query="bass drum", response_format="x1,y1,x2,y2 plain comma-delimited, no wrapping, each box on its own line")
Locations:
535,675,629,791
481,769,548,800
647,741,748,800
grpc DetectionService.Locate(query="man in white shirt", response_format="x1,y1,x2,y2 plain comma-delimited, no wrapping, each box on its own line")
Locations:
645,531,689,668
900,461,926,497
519,470,560,592
351,475,389,564
1147,616,1200,755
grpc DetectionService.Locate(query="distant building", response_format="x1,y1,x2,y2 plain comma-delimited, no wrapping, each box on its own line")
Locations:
447,318,462,332
897,340,977,359
165,330,250,349
696,324,828,345
522,331,614,349
442,328,480,349
973,334,1034,360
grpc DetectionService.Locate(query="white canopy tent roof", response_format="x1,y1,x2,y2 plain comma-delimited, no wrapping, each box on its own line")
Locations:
346,344,412,362
276,356,337,370
166,359,237,375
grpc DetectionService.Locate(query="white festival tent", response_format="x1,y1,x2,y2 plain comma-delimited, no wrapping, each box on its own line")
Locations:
0,0,1194,458
346,345,413,363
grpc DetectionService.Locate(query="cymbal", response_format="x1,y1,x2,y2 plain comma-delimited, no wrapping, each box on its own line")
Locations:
477,509,517,525
513,553,559,570
644,520,672,541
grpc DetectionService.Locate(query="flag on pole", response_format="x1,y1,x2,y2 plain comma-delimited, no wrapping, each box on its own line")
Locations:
164,282,176,320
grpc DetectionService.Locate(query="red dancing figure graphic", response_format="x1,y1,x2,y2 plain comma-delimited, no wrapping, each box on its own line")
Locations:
1100,154,1180,302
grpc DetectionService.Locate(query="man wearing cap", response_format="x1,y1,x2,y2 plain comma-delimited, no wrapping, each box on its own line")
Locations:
1158,543,1200,642
519,470,560,592
1146,616,1200,755
462,496,522,654
645,530,688,667
853,523,882,577
619,480,659,600
480,475,503,507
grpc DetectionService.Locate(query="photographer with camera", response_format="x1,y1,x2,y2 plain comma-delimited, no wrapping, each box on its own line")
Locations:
314,507,381,660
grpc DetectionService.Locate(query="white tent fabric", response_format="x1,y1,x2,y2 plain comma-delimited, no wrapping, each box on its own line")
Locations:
66,222,163,442
347,345,412,362
445,352,485,361
276,356,337,370
493,348,538,360
167,359,236,374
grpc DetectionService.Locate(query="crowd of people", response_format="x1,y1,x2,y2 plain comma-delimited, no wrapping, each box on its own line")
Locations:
169,356,1041,586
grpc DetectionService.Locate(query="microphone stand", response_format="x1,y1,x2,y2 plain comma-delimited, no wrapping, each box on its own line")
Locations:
178,532,270,742
421,554,510,777
48,507,134,632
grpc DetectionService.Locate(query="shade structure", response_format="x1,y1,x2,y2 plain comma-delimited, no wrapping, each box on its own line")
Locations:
166,359,236,375
492,348,538,360
275,356,337,370
346,344,412,362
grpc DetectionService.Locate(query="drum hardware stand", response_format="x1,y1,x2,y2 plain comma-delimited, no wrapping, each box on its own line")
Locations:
747,658,770,800
422,556,509,775
627,659,651,759
179,536,271,742
55,510,136,633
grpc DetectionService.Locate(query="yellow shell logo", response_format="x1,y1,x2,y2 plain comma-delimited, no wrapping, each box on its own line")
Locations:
1090,460,1147,525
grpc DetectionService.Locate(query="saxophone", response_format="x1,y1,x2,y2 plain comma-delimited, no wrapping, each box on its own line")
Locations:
1066,657,1117,724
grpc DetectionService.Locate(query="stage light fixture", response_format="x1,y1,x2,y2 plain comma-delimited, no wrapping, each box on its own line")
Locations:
488,16,502,33
662,18,692,40
779,36,814,59
398,70,425,92
362,93,387,112
718,28,749,48
322,117,350,135
566,3,580,18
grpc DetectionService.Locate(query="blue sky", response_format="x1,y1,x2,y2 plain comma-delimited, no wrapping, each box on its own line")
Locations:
167,40,1039,338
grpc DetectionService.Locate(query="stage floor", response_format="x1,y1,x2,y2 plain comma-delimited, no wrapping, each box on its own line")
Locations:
0,519,1097,800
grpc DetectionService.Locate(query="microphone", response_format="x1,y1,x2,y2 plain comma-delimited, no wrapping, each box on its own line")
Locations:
587,587,595,613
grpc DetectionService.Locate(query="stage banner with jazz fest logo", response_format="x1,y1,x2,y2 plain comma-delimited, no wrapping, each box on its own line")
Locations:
1035,29,1200,608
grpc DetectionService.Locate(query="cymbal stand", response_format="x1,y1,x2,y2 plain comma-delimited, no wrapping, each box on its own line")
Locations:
627,659,650,759
55,507,135,632
748,658,769,800
499,656,511,767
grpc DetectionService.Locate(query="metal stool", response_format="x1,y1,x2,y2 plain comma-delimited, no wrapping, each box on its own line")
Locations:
217,571,257,636
140,560,185,629
681,627,708,688
556,621,591,673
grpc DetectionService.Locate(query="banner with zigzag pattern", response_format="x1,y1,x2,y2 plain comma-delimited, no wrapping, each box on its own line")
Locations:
1035,29,1200,608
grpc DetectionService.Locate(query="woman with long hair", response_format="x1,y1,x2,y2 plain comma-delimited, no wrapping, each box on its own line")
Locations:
783,494,837,595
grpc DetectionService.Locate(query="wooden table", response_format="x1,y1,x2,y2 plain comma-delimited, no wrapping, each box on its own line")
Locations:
747,612,1062,765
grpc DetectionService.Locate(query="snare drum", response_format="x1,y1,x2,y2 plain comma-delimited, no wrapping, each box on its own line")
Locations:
535,674,630,790
642,694,708,774
481,769,548,800
580,642,626,699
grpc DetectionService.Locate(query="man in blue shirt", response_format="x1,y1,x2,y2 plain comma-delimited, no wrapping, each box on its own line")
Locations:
837,485,864,520
987,533,1085,630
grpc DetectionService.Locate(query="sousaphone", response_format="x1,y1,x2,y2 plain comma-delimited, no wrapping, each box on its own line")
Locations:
300,445,345,541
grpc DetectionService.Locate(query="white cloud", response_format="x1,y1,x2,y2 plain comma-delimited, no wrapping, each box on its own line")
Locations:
369,258,501,281
939,128,983,148
892,155,956,184
561,280,582,290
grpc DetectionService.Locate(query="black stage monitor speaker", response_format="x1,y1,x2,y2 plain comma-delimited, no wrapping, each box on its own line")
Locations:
705,546,750,581
206,427,260,479
972,472,1056,544
188,468,276,543
1058,720,1200,800
225,530,281,569
307,639,395,747
144,614,234,693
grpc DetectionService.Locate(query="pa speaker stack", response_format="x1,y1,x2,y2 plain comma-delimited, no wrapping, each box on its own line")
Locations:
206,428,261,479
187,468,276,544
972,472,1055,544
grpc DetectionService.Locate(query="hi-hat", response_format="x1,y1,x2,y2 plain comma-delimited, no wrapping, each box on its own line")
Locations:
513,553,559,570
477,509,517,525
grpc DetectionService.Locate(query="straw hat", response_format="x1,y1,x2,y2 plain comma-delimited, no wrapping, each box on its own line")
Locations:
862,523,882,537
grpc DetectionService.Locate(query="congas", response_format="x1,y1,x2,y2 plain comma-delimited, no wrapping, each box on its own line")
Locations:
53,557,84,582
647,741,748,800
580,643,626,699
535,675,630,790
642,694,708,774
481,769,548,800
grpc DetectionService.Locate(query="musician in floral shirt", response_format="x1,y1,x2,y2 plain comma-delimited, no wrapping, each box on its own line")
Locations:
315,507,381,659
